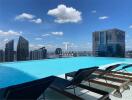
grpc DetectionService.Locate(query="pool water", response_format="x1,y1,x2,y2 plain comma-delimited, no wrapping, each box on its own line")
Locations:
0,56,132,88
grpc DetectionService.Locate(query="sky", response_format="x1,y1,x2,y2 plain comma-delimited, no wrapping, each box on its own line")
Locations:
0,0,132,51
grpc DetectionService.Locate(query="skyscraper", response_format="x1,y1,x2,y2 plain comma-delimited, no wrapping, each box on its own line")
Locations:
0,50,4,62
40,47,47,59
93,28,125,57
17,36,29,61
30,47,47,60
63,42,69,51
5,40,14,62
55,48,62,58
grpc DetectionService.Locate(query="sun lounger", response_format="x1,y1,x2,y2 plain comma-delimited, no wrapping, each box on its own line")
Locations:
97,64,132,81
120,64,132,71
50,67,111,100
65,64,121,79
65,64,131,98
1,76,55,100
113,63,132,75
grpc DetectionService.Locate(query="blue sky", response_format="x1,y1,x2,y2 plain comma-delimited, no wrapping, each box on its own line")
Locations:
0,0,132,51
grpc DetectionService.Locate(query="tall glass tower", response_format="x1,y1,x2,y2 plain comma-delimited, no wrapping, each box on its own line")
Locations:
5,40,14,62
17,36,29,61
93,28,125,57
0,50,4,62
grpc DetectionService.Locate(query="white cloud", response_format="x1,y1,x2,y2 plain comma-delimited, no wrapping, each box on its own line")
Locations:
48,4,82,23
3,38,9,42
129,25,132,29
63,42,69,44
42,32,63,38
51,32,63,36
45,44,57,49
15,13,42,24
30,18,42,24
42,33,51,37
99,16,109,20
0,30,21,49
0,30,20,36
29,44,43,50
91,10,97,13
35,37,42,40
29,44,57,50
15,13,35,20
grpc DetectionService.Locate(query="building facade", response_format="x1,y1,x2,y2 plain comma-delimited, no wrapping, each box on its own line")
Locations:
93,28,125,57
5,40,14,62
125,51,132,58
17,36,29,61
0,50,4,62
30,47,47,60
55,48,63,58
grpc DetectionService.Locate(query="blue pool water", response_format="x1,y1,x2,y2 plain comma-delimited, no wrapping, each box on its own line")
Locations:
0,56,132,88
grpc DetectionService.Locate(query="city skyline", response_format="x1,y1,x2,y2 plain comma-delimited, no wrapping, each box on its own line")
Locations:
0,0,132,51
0,35,92,62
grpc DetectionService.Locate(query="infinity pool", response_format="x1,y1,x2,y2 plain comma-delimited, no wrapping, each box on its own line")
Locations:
0,57,132,88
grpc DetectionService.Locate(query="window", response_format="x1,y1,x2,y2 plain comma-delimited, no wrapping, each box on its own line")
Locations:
100,32,105,44
107,33,112,41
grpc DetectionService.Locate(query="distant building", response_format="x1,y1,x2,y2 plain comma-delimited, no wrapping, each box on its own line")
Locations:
125,51,132,58
30,51,37,60
17,36,29,61
0,50,4,62
5,40,14,62
14,51,17,61
63,42,69,51
93,28,125,57
30,47,47,60
55,48,62,58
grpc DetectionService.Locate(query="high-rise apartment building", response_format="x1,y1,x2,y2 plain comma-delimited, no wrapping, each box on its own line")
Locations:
0,50,4,62
93,28,125,57
17,36,29,61
30,47,47,60
5,40,14,62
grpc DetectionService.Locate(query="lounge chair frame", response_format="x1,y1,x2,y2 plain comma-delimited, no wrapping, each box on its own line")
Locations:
50,77,111,100
51,67,110,100
65,66,131,98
